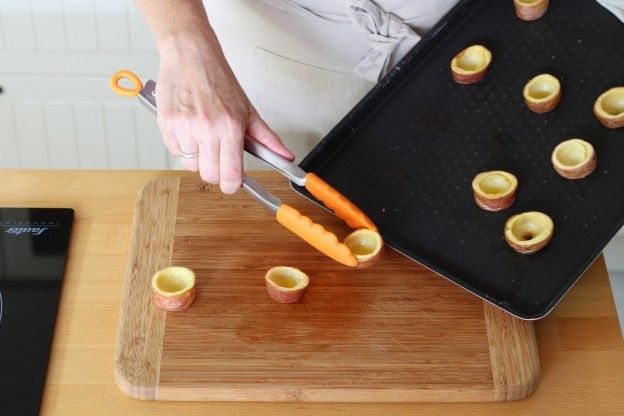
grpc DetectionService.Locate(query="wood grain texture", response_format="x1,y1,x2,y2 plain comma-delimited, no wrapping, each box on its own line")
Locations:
0,170,621,415
116,176,539,402
114,177,180,399
484,303,539,401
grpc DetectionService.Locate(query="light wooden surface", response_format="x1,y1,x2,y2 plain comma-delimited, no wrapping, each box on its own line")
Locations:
115,177,538,402
0,170,622,415
114,177,180,400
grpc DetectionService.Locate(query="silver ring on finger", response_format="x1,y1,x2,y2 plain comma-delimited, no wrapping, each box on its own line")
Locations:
178,150,199,159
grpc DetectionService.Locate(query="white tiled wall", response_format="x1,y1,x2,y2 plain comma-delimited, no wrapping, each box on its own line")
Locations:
0,0,171,169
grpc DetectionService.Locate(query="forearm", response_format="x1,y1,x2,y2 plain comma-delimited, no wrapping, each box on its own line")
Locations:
133,0,221,56
133,0,293,193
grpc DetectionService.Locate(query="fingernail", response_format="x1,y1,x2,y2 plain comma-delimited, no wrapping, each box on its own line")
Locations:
221,180,241,194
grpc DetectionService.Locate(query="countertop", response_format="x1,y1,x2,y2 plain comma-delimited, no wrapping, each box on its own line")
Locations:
1,170,622,416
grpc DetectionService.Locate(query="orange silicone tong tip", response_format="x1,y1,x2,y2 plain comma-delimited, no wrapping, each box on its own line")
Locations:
276,204,358,267
304,173,377,232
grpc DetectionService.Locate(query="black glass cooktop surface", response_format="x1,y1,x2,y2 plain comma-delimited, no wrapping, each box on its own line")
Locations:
0,208,73,416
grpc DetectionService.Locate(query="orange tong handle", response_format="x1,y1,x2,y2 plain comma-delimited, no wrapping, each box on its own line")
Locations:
110,69,143,97
276,204,358,267
305,173,377,232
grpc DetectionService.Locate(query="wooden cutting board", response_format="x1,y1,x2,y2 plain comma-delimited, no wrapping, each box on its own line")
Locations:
114,175,539,402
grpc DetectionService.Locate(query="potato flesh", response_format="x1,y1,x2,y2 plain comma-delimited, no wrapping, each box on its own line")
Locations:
556,142,587,167
457,50,486,72
603,92,624,116
155,272,193,293
511,218,545,241
528,79,557,100
345,233,378,256
268,274,300,289
479,174,511,195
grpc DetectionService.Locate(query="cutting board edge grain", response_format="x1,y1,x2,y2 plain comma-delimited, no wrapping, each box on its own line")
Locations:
114,177,539,403
484,302,540,401
114,177,180,400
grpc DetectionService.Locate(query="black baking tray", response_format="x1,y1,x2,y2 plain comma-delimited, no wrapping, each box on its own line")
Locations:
293,0,624,319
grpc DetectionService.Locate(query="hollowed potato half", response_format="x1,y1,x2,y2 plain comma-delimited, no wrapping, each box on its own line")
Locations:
472,171,518,211
450,45,492,84
151,266,197,312
265,266,309,304
343,228,385,268
504,212,554,254
523,74,561,113
514,0,549,21
551,139,597,180
594,87,624,129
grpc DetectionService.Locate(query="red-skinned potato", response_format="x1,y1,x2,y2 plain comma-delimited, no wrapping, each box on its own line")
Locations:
504,212,554,254
265,266,309,304
594,87,624,129
523,74,561,114
450,45,492,84
343,228,385,268
551,139,597,180
514,0,549,21
151,267,197,312
472,171,518,212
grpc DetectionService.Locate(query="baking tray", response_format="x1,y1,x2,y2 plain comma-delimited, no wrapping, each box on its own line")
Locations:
293,0,624,319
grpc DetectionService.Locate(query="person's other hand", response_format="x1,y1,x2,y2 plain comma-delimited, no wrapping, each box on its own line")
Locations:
156,31,294,194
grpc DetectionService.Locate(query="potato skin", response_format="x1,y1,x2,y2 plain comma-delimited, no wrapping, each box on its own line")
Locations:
265,282,306,304
514,0,549,21
153,286,196,312
452,68,489,85
505,233,552,254
525,90,561,114
474,192,516,212
594,88,624,129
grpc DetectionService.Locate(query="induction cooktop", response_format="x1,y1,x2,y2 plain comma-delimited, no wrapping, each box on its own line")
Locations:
0,208,74,416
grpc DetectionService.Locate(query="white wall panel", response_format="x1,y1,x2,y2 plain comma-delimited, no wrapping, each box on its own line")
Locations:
1,1,36,50
134,106,170,169
13,103,49,168
0,104,21,168
31,0,66,51
95,0,129,51
73,103,108,168
0,52,158,77
103,103,138,168
2,76,111,102
44,103,79,168
0,4,7,50
126,1,156,52
1,0,172,171
63,0,98,51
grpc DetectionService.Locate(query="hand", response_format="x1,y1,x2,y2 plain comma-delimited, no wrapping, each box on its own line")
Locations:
155,31,294,194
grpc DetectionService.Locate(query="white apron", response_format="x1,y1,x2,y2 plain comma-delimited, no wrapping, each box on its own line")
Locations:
201,0,624,169
200,0,458,168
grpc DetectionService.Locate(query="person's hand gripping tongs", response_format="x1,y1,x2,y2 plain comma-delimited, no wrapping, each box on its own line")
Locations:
111,70,378,267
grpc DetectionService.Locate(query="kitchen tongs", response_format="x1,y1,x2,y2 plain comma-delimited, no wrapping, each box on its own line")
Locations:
111,70,377,267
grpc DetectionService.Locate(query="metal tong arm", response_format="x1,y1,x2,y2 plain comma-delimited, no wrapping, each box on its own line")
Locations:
241,175,280,213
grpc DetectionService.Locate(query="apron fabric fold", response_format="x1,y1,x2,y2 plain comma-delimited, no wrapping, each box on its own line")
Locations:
597,0,624,21
260,0,432,80
347,0,420,81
